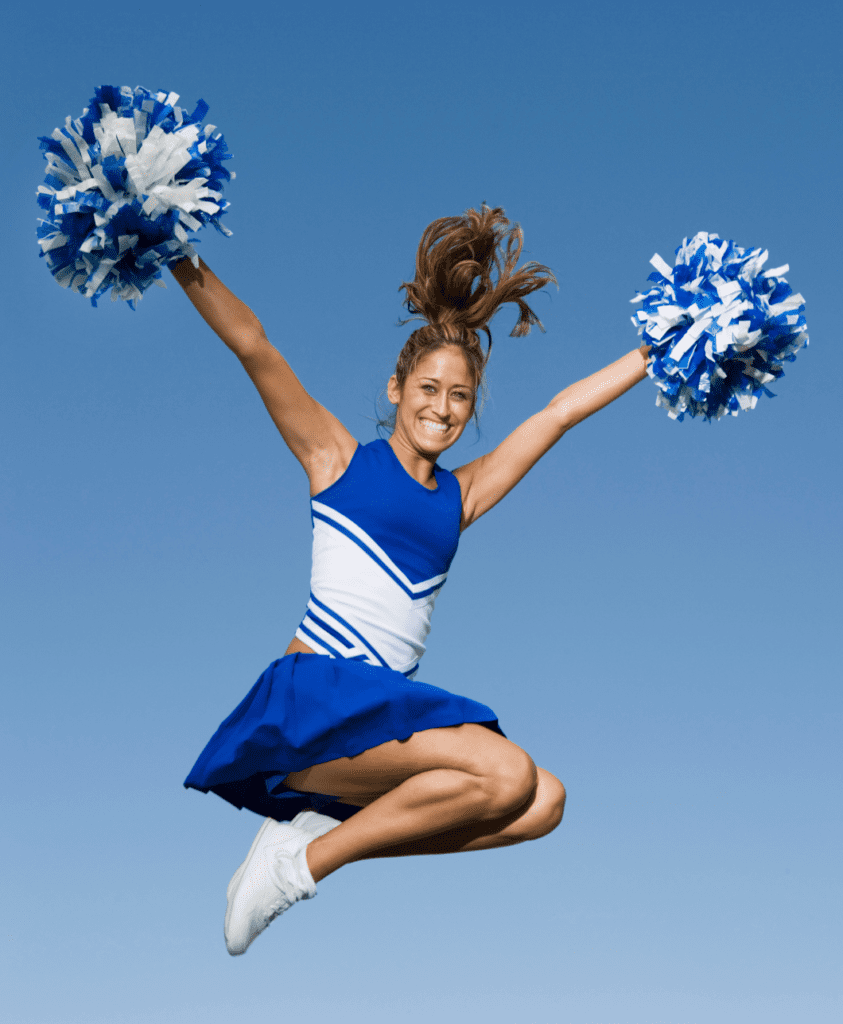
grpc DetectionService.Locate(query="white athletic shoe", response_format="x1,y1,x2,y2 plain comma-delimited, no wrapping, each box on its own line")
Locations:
290,810,342,837
225,812,340,911
226,817,276,911
225,822,316,956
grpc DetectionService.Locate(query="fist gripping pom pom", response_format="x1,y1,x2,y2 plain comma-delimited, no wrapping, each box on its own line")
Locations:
631,232,807,421
36,85,234,307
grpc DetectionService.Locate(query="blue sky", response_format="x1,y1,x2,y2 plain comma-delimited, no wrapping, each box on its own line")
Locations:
3,1,841,1022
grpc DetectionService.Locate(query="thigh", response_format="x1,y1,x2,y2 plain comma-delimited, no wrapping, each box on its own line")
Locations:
284,723,534,806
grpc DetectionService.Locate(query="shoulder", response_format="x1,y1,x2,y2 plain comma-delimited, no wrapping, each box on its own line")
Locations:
450,457,486,529
435,460,462,491
309,438,396,499
433,460,473,532
307,432,361,497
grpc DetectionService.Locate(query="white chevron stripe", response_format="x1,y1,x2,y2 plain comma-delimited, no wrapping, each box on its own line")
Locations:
307,523,441,672
305,600,357,648
312,500,448,594
296,618,421,678
294,627,334,659
302,604,370,661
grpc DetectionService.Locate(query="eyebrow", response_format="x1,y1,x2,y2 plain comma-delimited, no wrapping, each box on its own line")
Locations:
419,377,472,388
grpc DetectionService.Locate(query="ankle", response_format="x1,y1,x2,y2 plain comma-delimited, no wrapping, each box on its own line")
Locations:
304,834,332,884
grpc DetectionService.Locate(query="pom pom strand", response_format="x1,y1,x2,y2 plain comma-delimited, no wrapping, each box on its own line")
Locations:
36,85,234,308
631,232,808,421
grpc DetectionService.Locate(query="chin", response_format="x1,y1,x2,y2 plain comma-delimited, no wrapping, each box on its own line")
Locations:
420,432,458,455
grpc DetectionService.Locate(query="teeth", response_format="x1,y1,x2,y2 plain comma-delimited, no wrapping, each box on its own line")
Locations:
420,419,448,433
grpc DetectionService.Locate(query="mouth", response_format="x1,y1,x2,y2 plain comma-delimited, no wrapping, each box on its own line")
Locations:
419,418,449,435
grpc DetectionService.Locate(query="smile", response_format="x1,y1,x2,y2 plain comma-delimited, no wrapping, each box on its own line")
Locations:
420,418,448,434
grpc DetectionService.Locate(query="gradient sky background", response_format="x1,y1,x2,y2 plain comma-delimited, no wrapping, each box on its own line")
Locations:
3,2,841,1022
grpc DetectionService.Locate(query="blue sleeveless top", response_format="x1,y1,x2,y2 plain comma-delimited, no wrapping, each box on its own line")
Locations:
295,439,463,679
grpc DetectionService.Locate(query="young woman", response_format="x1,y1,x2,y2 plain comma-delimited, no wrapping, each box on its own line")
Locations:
178,205,650,955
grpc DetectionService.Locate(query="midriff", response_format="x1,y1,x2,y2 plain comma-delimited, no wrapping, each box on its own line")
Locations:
285,636,316,656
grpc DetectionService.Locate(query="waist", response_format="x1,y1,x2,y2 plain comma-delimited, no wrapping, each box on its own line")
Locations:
283,637,421,680
286,636,316,657
295,585,434,677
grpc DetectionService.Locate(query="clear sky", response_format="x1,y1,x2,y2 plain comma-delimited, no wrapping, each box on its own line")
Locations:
3,2,841,1022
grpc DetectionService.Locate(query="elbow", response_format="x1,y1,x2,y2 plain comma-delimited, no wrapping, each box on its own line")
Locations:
548,399,575,436
227,325,270,361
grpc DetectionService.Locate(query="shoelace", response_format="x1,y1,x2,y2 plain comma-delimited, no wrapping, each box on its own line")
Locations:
262,848,302,923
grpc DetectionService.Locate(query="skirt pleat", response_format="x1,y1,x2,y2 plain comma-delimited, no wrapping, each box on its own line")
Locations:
184,652,504,822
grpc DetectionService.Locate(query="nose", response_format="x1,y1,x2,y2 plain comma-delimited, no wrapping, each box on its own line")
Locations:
431,391,450,420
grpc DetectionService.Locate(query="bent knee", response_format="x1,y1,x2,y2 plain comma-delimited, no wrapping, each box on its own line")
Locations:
483,747,539,819
513,771,566,841
534,772,566,837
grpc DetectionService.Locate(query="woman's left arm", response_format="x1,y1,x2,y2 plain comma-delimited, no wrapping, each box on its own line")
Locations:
454,344,651,530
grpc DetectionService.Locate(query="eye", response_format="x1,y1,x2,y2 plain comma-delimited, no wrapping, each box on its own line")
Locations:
453,391,469,401
422,384,436,392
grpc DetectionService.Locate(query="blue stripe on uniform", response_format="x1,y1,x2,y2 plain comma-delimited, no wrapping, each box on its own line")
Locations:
305,610,353,649
308,591,390,669
312,509,447,601
298,622,341,659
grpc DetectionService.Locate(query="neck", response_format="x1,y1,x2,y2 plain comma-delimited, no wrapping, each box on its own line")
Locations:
388,432,438,489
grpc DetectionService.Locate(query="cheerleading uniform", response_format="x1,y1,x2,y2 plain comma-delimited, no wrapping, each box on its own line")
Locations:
184,439,503,823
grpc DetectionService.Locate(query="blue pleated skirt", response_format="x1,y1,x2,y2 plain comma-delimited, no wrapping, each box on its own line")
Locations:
184,653,504,822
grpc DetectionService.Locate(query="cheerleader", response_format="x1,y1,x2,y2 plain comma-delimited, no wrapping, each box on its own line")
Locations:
177,204,650,954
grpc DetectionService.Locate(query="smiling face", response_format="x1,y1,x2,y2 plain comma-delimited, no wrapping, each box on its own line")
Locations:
387,345,477,456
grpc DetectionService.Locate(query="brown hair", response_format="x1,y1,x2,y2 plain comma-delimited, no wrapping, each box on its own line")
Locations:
380,204,557,432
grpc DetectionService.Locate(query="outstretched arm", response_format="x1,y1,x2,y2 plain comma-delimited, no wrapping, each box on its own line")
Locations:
454,345,650,530
170,256,265,352
170,257,357,492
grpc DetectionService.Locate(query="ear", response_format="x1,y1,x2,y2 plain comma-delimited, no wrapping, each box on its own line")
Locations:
386,374,401,405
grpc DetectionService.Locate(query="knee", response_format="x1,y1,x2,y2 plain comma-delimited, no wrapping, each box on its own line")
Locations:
529,773,566,839
483,747,539,819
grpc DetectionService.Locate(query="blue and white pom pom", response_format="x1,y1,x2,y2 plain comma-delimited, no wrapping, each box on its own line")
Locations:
36,85,233,308
631,232,808,421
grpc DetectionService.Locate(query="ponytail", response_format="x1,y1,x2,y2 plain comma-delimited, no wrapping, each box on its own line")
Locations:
381,204,556,432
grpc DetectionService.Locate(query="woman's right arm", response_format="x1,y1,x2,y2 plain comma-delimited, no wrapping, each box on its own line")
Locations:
170,257,357,492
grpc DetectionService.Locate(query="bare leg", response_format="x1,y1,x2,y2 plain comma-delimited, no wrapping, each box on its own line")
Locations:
347,766,566,860
283,724,548,883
